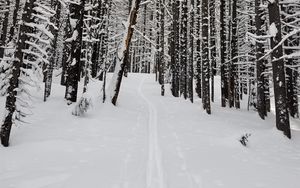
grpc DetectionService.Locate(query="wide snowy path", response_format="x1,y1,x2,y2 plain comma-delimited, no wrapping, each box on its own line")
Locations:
1,74,300,188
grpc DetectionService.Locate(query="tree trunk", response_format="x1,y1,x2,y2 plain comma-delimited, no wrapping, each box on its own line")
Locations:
268,0,291,138
220,0,227,107
255,0,267,119
202,0,211,114
180,0,188,99
209,0,216,103
159,0,165,96
1,0,35,147
195,0,202,99
171,0,180,97
188,0,194,103
111,0,141,105
44,0,61,101
65,1,85,103
8,0,20,42
0,0,9,59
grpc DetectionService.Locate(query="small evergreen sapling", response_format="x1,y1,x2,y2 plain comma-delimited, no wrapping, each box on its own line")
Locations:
239,133,251,146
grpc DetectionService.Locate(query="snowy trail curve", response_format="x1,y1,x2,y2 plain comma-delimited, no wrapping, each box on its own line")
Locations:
138,77,166,188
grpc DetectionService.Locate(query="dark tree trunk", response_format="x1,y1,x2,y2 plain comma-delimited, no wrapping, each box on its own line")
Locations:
195,0,201,99
91,0,103,78
61,9,72,86
0,0,9,59
111,0,141,105
159,0,165,96
268,0,291,138
202,0,211,114
44,0,61,101
155,0,160,82
65,1,85,103
180,0,188,99
8,0,20,42
230,0,240,109
171,0,180,97
188,0,194,103
209,0,216,103
99,0,109,81
255,0,267,119
283,5,299,118
1,0,35,147
220,0,227,107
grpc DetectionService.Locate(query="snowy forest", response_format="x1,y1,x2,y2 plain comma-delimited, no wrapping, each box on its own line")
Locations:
0,0,300,187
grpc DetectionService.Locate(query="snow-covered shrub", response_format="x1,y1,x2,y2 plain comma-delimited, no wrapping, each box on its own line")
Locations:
72,95,92,116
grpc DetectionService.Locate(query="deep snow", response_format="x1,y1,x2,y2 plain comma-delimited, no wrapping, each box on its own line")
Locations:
0,73,300,188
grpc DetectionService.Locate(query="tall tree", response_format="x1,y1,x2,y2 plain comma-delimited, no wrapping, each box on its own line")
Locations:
195,0,202,99
180,0,188,99
65,0,85,103
170,0,180,97
220,0,227,107
255,0,268,119
209,0,216,102
159,0,165,96
202,0,211,114
0,0,9,59
1,0,35,147
111,0,141,105
188,0,194,103
268,0,291,138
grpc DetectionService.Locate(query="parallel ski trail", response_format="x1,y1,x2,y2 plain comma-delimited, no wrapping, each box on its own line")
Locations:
158,98,202,188
138,77,165,188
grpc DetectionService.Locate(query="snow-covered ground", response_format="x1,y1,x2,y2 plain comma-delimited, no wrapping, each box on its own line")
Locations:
0,74,300,188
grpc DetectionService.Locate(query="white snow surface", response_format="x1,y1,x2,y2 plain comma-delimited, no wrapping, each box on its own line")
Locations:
269,23,278,38
1,74,300,188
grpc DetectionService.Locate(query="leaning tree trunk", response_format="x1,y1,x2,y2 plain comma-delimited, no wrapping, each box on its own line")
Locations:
268,0,291,138
1,0,35,147
65,0,85,103
111,0,141,105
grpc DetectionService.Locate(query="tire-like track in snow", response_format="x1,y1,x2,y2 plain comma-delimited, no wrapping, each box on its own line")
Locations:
138,77,166,188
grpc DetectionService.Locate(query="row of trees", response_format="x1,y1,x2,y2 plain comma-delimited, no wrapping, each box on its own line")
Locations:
126,0,299,138
0,0,299,146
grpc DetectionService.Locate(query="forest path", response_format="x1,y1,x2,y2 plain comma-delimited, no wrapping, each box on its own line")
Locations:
136,75,201,188
1,73,300,188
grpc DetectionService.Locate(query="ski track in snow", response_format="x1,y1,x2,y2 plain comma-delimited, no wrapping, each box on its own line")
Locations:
138,77,166,188
158,98,202,188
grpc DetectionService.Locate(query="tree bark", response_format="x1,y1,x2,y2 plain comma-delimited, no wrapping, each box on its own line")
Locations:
180,0,188,99
268,0,291,138
0,0,9,59
255,0,267,119
111,0,141,105
202,0,211,114
220,0,227,107
171,0,180,97
65,1,85,103
1,0,35,147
